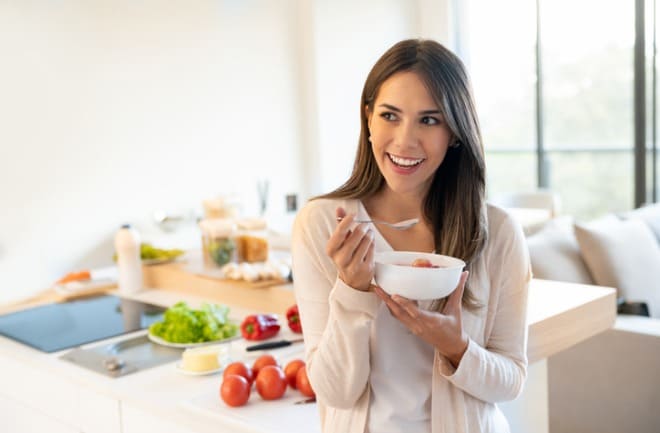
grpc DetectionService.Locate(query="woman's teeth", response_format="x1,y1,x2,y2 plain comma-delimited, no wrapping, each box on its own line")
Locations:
388,153,424,167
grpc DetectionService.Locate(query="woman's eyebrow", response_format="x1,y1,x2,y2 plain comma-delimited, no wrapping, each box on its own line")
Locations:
378,103,440,115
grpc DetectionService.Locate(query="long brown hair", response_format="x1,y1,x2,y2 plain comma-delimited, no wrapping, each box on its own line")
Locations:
319,39,487,311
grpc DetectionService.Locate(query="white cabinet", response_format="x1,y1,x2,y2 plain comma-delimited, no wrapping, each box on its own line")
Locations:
77,386,122,433
121,401,198,433
0,393,80,433
0,352,121,433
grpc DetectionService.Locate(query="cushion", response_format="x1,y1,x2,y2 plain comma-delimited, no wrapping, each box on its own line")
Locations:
574,215,660,318
526,216,594,284
621,203,660,243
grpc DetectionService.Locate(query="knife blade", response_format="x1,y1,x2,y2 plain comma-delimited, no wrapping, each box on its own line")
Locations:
294,397,316,405
245,338,304,352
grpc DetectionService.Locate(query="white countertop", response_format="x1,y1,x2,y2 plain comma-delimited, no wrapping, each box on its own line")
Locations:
0,279,616,433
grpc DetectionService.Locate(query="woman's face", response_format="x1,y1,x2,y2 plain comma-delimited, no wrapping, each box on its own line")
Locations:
367,71,452,199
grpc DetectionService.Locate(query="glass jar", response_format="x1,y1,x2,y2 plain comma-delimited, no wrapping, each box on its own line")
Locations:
235,217,269,263
199,218,237,267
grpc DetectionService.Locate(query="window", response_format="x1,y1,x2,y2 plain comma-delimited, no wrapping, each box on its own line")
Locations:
542,0,634,219
464,0,537,197
462,0,653,219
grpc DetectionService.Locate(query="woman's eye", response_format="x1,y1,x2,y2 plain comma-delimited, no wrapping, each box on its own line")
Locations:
380,112,397,121
421,116,440,125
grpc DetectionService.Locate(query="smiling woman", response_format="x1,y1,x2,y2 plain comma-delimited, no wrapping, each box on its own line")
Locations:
366,71,452,198
291,39,531,433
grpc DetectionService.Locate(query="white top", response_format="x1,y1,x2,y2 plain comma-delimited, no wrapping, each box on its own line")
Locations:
291,198,531,433
368,300,434,433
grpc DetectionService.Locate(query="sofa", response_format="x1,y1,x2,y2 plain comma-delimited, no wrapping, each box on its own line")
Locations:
524,203,660,433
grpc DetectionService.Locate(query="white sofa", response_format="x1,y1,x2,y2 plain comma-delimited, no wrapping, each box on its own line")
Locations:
525,204,660,433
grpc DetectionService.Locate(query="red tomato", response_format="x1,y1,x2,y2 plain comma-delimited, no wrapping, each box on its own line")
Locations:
283,359,305,389
296,365,315,398
223,361,254,385
220,374,251,407
252,354,278,377
255,365,287,400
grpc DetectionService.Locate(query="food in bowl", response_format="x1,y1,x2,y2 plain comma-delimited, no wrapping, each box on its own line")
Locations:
410,258,441,268
374,251,465,300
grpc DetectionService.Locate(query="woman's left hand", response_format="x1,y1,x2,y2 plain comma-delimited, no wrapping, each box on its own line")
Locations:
374,271,470,368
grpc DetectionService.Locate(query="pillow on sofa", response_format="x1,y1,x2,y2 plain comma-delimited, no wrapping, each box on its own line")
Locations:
621,202,660,243
526,216,594,284
574,215,660,318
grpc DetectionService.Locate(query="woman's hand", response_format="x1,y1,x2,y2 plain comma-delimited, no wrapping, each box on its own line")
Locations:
325,207,376,291
374,271,470,367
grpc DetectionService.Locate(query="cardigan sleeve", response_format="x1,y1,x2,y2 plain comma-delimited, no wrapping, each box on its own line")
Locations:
436,211,531,403
291,200,381,409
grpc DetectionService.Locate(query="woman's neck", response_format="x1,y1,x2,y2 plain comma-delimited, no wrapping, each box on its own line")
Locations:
364,188,424,222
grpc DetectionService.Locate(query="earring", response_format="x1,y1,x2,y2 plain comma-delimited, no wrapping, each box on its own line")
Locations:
368,135,372,143
451,140,460,148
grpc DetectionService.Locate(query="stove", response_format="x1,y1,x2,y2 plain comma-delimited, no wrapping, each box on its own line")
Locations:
0,294,165,353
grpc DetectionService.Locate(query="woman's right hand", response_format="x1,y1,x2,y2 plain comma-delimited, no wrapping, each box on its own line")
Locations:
325,207,376,291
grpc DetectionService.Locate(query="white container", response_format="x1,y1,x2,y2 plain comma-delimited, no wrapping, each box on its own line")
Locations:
374,251,465,300
114,224,143,294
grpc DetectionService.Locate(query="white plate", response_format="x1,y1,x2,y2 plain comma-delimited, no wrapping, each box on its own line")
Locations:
52,278,117,295
147,332,241,349
175,362,224,376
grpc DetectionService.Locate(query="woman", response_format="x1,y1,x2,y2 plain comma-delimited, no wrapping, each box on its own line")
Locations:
291,39,530,433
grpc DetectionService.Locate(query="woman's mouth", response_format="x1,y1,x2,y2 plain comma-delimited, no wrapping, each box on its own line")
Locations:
387,153,425,171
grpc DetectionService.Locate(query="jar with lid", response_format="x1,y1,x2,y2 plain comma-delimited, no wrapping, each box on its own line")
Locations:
235,217,269,263
199,218,237,267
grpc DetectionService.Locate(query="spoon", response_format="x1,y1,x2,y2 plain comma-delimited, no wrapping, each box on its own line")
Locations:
336,217,419,230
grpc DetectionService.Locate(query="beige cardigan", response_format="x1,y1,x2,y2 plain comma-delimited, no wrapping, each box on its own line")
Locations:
291,198,531,433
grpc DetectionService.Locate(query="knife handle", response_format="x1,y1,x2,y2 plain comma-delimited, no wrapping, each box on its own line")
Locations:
246,340,292,352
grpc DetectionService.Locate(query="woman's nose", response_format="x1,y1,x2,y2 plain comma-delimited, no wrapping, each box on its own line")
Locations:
394,121,418,148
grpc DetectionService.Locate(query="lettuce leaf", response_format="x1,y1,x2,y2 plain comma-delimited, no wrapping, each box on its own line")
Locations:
148,301,238,343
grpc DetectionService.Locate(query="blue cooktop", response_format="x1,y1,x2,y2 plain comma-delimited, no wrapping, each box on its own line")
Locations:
0,295,165,353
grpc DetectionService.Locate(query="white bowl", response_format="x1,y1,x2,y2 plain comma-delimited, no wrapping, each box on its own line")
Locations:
374,251,465,300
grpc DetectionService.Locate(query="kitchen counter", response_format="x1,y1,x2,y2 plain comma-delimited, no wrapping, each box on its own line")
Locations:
0,262,616,433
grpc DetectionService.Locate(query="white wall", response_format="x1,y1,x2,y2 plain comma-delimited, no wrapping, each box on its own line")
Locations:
0,0,451,303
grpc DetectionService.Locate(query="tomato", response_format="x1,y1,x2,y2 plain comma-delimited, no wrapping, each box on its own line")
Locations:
255,365,287,400
223,361,254,385
284,359,305,389
252,354,278,377
296,365,315,398
220,374,251,407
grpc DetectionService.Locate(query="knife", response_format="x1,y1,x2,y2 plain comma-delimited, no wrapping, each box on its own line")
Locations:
294,397,316,405
246,338,304,352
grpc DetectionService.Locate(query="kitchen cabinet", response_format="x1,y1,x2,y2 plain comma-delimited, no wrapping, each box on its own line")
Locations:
0,341,121,433
121,402,198,433
0,393,80,433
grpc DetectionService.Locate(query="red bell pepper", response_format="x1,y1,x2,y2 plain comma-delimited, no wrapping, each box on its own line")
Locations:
286,304,302,334
240,314,280,341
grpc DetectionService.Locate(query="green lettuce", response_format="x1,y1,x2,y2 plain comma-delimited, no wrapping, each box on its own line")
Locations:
149,301,238,343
